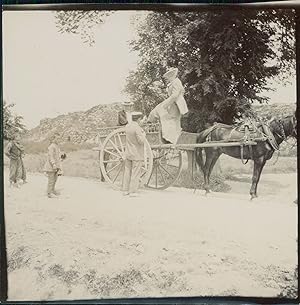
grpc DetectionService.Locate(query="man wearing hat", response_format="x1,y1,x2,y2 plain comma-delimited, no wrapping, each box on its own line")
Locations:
147,67,188,144
122,111,146,197
118,101,134,126
5,133,27,187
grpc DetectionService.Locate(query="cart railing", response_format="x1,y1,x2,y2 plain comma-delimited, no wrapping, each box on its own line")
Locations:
94,122,161,148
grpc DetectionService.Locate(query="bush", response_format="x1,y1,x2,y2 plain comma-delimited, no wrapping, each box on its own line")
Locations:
173,168,231,193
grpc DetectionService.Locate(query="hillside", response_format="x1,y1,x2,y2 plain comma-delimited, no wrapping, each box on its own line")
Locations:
26,103,123,144
253,103,296,118
26,102,296,144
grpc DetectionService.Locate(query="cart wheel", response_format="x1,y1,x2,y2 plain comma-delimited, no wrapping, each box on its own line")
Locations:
99,128,153,190
146,148,183,190
98,150,109,182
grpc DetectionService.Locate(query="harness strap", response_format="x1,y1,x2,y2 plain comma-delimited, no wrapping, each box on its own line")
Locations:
240,144,249,165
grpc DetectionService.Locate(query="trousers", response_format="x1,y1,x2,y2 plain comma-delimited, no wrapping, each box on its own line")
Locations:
122,159,143,193
46,171,58,194
9,158,26,183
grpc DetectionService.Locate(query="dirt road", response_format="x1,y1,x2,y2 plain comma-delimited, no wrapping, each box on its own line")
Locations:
4,171,298,301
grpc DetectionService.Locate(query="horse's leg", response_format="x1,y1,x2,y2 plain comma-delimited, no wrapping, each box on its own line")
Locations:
250,156,266,200
206,150,221,192
253,158,267,198
203,149,220,194
202,149,215,194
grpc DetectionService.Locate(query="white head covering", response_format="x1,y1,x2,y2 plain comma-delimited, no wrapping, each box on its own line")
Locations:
163,67,178,80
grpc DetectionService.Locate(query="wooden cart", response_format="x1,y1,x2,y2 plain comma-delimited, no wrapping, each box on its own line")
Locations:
93,123,257,190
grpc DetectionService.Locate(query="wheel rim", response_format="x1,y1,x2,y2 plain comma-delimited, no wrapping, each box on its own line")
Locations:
99,128,153,190
146,148,182,190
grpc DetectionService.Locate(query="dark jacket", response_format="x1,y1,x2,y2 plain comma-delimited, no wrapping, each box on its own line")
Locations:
118,110,128,126
5,141,24,160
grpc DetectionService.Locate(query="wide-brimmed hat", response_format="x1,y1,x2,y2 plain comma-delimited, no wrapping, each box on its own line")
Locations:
131,111,143,120
163,67,178,80
121,101,134,106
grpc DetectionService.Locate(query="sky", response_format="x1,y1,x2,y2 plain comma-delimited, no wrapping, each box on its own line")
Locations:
2,10,297,129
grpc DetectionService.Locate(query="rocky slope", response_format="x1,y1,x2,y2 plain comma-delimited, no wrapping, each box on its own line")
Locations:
26,103,123,144
26,102,296,144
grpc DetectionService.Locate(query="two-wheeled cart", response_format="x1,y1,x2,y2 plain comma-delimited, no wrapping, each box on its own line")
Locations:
93,123,258,190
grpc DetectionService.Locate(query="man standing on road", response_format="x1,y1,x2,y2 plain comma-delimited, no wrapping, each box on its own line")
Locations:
5,133,27,187
147,67,188,144
122,112,146,197
43,132,64,198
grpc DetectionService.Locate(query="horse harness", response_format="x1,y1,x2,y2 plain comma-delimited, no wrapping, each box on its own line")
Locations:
204,120,278,164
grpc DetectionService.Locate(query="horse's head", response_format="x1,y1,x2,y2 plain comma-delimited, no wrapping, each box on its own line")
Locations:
291,113,297,138
278,114,297,139
268,114,297,144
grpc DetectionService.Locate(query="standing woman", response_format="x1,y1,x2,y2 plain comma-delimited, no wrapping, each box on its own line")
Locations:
147,67,188,144
43,132,63,198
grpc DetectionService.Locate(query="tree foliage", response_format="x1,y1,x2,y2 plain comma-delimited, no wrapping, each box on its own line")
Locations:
124,9,296,132
54,11,112,46
3,101,26,140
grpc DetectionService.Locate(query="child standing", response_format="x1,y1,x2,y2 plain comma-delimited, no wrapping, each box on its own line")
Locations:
122,112,146,197
43,133,63,198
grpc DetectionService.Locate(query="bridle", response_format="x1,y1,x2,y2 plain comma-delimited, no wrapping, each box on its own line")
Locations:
277,119,287,141
275,115,297,142
291,114,297,137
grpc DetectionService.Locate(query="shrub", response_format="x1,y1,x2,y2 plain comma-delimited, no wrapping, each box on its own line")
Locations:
173,168,231,193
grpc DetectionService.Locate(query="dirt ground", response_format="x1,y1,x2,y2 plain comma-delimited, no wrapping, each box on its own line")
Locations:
4,169,298,301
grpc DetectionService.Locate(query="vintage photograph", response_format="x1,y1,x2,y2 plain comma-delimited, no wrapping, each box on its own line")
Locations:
2,6,298,301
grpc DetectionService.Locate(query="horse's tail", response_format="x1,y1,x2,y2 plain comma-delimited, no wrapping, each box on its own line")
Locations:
195,130,207,172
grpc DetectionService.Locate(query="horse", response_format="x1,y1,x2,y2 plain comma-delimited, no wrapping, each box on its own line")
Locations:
195,114,297,200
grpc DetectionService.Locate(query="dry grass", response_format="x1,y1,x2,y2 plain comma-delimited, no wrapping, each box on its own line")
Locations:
47,264,80,287
220,155,297,181
8,246,31,272
173,168,231,192
4,149,102,179
23,140,96,155
4,144,296,190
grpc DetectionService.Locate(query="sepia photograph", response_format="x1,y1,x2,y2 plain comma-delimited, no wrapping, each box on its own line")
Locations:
1,4,298,301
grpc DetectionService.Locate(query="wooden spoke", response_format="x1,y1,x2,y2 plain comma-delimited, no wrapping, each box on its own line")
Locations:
164,163,180,169
146,148,182,190
104,149,121,159
140,166,147,178
116,133,125,153
112,163,123,183
155,163,158,189
160,163,175,179
158,165,167,185
108,138,123,156
107,162,121,174
103,159,120,164
147,163,155,184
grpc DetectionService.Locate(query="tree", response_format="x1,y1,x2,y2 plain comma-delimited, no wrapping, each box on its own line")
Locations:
54,11,112,46
3,101,26,140
124,9,296,132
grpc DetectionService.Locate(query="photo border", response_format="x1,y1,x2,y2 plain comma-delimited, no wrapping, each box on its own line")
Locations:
1,1,299,304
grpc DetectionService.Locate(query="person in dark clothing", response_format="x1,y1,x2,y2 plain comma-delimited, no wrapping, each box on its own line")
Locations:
5,133,27,187
118,101,134,126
